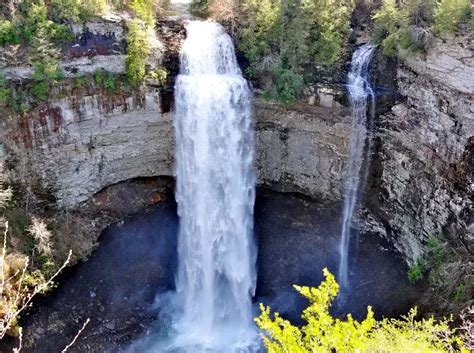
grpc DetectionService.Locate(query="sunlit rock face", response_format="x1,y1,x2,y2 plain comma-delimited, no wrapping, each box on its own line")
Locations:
3,89,175,207
255,100,352,202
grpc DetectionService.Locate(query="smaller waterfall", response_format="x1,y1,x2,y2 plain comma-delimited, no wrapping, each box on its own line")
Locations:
338,44,375,289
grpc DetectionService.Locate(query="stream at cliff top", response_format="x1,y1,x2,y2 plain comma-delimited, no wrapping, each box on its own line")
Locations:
8,189,424,353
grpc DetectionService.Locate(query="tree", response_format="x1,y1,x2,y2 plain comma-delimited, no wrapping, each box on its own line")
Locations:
256,269,469,352
434,0,472,35
238,0,355,102
125,19,151,86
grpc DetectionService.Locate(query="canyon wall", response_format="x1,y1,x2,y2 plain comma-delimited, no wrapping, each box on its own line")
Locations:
1,90,353,207
255,101,351,202
1,16,472,268
1,16,353,207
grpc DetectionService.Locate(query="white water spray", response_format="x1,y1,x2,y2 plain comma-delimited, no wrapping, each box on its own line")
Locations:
338,44,375,289
153,21,258,352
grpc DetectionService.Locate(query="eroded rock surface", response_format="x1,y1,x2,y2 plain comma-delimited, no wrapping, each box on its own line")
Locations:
4,89,174,207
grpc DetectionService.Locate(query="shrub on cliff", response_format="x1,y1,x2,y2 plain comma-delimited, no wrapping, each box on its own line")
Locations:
0,73,12,107
126,19,151,87
51,0,108,22
190,0,209,17
372,0,431,57
17,1,72,44
129,0,158,26
256,268,469,352
0,19,19,46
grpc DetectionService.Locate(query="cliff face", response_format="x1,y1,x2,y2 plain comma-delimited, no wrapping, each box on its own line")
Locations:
255,101,352,202
2,92,353,207
365,36,474,263
4,88,174,207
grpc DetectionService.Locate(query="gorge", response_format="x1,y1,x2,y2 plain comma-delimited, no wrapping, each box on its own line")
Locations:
0,0,472,352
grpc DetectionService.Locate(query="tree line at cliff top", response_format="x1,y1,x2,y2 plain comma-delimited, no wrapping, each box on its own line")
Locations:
192,0,472,103
1,0,473,104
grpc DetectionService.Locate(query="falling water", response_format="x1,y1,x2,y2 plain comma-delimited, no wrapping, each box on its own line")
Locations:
143,21,258,353
338,44,375,289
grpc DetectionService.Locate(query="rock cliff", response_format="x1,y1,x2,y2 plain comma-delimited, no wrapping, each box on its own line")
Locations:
255,101,351,202
364,35,473,263
3,88,174,207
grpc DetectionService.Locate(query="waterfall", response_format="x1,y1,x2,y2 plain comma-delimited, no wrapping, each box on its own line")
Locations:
338,44,375,289
148,21,258,352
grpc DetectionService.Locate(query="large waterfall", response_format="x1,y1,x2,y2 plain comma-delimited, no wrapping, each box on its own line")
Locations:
174,20,257,348
140,21,258,352
338,44,375,289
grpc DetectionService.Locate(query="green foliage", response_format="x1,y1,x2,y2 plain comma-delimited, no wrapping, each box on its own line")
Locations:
94,70,118,93
408,257,426,284
7,88,31,113
51,0,83,22
271,66,304,104
256,269,376,352
31,59,63,101
126,19,151,87
373,0,472,57
434,0,472,35
147,68,168,85
257,269,468,352
302,0,355,65
239,0,279,68
0,72,12,107
372,0,427,57
4,208,30,240
366,308,468,352
426,234,450,284
453,283,466,302
0,19,20,46
124,0,157,87
239,0,354,103
40,0,108,23
190,0,209,17
18,1,73,44
129,0,157,27
407,234,451,284
74,75,89,88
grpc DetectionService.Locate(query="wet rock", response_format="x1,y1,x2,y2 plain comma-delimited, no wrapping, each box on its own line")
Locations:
104,321,116,330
